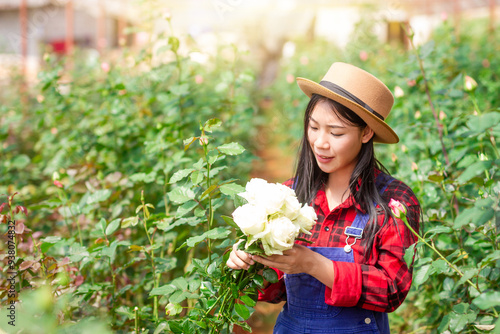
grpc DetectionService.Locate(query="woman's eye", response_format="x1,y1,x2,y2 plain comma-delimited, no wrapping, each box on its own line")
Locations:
309,125,318,130
331,133,343,137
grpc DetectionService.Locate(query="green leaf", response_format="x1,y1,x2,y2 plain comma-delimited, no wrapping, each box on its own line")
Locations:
183,137,197,151
425,226,452,237
253,275,264,286
222,215,238,229
263,268,279,283
200,184,218,200
167,321,183,334
175,201,198,218
431,259,448,274
69,244,90,262
172,277,188,291
203,118,222,132
473,291,500,310
208,150,222,165
206,227,231,239
419,40,434,59
234,303,251,320
188,279,201,292
154,322,169,334
209,166,227,178
12,154,31,169
239,294,257,307
413,264,433,286
168,187,196,204
169,290,188,304
129,171,157,183
404,243,416,268
467,112,500,134
170,169,194,183
186,228,231,247
456,161,491,184
165,303,183,316
98,218,106,235
457,268,479,286
437,313,451,333
87,189,112,204
207,262,217,275
217,142,245,155
101,240,118,261
453,303,470,314
182,320,196,334
105,219,120,235
190,171,204,185
427,173,444,183
220,183,245,197
479,250,500,266
449,310,477,333
170,83,189,96
150,284,177,296
40,236,62,253
121,216,139,228
454,208,476,229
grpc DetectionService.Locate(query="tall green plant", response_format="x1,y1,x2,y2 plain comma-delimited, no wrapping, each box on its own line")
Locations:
152,118,266,333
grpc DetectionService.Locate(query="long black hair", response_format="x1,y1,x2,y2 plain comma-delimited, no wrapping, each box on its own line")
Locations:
293,94,392,261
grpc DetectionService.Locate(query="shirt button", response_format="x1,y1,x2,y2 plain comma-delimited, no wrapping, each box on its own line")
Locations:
324,226,330,232
365,318,371,324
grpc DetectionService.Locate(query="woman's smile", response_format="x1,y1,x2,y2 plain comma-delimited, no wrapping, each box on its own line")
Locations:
315,153,334,163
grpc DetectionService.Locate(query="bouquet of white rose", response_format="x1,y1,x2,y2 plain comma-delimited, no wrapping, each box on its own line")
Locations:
202,178,317,332
232,178,317,256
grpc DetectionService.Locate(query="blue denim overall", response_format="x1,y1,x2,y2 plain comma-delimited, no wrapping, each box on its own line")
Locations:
274,173,394,334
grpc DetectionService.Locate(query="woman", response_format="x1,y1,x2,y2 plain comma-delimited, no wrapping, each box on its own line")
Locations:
227,62,420,333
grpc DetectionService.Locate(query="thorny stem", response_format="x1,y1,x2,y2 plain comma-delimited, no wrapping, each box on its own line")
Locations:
404,23,450,166
203,141,214,265
401,213,479,293
134,306,139,334
141,193,158,322
403,23,460,216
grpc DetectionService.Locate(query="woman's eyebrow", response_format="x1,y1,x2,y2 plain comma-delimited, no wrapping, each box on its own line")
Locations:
309,116,345,129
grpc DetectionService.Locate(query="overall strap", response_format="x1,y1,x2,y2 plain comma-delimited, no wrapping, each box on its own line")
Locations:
343,172,395,253
375,172,394,195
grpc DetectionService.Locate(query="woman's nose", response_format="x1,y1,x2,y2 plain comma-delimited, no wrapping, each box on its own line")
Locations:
315,131,330,149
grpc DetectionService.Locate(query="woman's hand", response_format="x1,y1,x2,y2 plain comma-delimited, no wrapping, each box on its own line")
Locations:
251,244,314,274
226,240,255,270
252,244,335,288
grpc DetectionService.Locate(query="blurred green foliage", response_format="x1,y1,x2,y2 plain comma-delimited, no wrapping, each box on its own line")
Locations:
0,11,499,334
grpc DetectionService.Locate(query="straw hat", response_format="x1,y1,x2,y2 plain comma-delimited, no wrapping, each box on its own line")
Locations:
296,62,399,144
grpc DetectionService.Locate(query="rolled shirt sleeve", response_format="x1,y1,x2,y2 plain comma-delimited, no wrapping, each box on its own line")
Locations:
325,204,419,312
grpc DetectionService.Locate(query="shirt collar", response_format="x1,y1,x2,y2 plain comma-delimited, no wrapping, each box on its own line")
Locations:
314,185,365,214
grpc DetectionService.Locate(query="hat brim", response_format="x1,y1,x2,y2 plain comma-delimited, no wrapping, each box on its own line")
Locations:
297,77,399,144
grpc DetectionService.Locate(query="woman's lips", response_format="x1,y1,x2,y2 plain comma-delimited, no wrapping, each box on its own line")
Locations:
315,153,333,163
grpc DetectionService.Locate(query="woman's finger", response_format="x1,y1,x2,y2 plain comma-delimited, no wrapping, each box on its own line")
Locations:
226,248,254,270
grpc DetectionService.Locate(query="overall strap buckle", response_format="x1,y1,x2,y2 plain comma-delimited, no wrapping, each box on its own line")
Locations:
343,226,364,253
344,172,395,253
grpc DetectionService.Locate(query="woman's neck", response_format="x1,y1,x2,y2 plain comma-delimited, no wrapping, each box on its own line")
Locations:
325,168,353,211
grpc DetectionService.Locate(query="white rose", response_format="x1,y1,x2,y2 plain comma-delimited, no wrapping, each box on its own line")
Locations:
238,178,269,204
261,216,299,255
293,205,317,235
232,204,267,236
275,183,296,197
281,195,301,220
257,183,288,215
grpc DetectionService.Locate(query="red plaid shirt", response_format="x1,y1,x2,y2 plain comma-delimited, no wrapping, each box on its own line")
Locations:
258,170,420,313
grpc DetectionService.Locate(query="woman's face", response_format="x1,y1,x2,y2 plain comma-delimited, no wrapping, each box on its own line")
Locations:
307,100,373,177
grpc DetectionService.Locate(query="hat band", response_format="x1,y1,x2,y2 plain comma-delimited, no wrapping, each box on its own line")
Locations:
319,81,385,121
